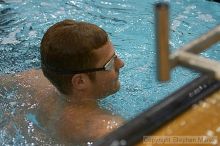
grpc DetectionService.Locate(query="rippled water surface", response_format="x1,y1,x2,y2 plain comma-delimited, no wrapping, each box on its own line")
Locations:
0,0,220,145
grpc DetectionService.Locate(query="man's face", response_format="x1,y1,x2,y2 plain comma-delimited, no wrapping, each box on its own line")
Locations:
90,41,124,99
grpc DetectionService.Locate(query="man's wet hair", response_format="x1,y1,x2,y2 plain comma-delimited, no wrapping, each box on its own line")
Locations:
40,19,108,95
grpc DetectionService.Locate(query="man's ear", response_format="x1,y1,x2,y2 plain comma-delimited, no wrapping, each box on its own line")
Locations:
71,74,89,90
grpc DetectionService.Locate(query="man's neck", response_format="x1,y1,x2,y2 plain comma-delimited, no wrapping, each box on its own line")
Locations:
59,93,99,107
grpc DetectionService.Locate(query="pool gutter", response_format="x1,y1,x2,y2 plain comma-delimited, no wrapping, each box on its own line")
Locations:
93,75,220,146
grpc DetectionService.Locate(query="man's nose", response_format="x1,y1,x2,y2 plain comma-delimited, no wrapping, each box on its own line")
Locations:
116,57,124,69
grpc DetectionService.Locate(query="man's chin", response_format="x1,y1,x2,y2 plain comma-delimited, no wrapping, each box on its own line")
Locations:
113,80,121,93
105,82,120,97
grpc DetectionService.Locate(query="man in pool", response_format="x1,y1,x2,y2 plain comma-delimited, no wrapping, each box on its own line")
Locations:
1,19,125,145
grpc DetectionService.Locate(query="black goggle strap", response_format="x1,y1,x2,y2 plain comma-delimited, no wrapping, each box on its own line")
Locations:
41,63,105,75
41,53,116,74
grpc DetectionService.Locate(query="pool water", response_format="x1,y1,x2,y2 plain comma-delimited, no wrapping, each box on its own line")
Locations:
0,0,220,145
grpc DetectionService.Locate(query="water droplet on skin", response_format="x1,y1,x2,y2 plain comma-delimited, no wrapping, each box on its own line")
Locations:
87,141,93,146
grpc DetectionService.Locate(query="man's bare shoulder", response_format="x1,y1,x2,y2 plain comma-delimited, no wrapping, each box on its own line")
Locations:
16,69,50,86
55,106,124,144
0,69,48,84
90,113,124,139
0,69,54,99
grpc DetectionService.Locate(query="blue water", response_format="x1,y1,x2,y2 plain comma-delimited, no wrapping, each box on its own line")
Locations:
0,0,220,145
